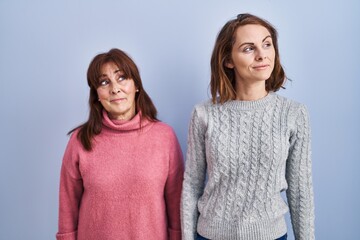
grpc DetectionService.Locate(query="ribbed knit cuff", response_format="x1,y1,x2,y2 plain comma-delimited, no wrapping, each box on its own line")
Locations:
197,215,287,240
56,231,77,240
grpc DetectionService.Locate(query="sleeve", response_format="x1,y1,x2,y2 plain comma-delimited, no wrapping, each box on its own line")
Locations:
56,134,84,240
181,106,208,240
285,105,315,240
164,129,185,240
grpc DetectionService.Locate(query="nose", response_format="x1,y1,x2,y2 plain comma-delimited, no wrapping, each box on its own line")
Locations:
111,84,121,94
255,49,267,61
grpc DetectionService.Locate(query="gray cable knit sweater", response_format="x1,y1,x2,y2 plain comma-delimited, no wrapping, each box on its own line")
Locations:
181,93,315,240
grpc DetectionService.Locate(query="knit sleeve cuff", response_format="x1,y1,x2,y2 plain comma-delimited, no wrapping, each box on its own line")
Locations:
56,231,77,240
168,228,181,240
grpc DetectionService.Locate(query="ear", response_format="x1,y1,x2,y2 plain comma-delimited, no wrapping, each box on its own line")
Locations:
225,59,234,69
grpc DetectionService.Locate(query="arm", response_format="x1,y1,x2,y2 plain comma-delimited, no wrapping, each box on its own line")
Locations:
164,130,185,240
56,134,84,240
285,105,315,240
181,106,208,240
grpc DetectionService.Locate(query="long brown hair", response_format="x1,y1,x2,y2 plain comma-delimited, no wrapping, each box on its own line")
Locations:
69,48,158,151
210,13,286,104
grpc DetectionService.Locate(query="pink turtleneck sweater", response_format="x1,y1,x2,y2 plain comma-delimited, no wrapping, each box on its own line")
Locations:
56,112,184,240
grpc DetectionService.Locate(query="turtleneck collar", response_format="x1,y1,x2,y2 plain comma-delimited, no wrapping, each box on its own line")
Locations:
102,110,152,133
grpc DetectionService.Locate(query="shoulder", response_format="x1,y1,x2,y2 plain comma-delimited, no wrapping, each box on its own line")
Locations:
193,99,213,109
273,93,309,116
67,128,83,146
151,121,178,139
64,128,85,156
191,99,214,121
149,121,182,151
68,128,80,141
273,94,310,132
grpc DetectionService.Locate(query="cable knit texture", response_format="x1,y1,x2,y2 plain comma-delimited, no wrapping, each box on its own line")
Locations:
181,93,315,240
57,111,184,240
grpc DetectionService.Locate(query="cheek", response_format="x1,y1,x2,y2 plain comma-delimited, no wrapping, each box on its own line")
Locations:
270,49,276,61
128,91,137,103
123,83,137,96
235,55,252,68
123,86,133,94
97,89,109,99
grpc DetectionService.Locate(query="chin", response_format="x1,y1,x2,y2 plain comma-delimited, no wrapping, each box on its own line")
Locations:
259,74,272,81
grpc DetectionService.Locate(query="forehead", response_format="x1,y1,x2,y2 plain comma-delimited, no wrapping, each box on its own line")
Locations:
234,24,271,43
100,61,121,74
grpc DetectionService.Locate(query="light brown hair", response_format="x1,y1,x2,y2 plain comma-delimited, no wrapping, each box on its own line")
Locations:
210,13,286,103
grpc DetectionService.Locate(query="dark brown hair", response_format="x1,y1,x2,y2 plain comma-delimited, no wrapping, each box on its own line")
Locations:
210,13,286,103
69,48,158,151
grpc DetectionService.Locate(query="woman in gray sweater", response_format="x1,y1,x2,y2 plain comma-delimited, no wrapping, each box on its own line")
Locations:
181,13,315,240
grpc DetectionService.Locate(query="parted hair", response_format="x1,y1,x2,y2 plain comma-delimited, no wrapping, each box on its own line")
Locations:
210,13,286,103
69,48,158,151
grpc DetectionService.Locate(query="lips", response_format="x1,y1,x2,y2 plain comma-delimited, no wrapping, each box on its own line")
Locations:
252,64,269,70
110,98,126,102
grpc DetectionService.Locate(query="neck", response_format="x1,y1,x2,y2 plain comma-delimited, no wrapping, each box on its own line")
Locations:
108,108,136,121
235,80,268,101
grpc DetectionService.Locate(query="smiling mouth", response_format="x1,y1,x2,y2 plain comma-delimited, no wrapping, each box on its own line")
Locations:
253,65,269,70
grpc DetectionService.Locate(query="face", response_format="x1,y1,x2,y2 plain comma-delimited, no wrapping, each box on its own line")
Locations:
226,24,275,85
96,62,138,120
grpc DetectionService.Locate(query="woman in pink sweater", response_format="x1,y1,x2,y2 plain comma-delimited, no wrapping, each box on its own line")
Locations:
56,48,184,240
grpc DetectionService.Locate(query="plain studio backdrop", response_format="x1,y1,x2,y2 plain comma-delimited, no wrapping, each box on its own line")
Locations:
1,0,359,239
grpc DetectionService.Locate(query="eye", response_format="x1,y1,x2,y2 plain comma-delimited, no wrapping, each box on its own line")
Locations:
243,45,254,53
263,42,272,48
118,75,126,82
99,79,109,86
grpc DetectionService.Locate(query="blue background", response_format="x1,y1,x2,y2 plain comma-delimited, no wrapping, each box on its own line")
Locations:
1,0,359,239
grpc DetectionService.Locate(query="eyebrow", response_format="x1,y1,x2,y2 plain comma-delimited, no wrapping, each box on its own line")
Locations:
99,69,122,78
238,35,272,48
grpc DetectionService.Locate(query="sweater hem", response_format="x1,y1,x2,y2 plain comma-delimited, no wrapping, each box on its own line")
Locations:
197,215,287,240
